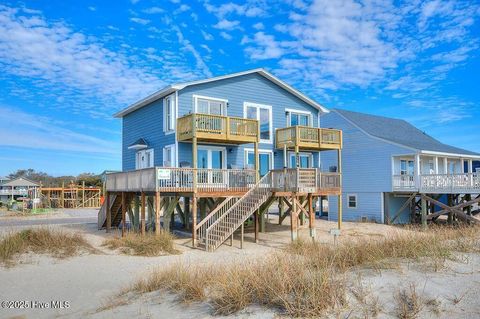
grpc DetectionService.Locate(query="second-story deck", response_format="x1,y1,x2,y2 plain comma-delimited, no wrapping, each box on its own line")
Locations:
276,126,342,151
177,113,259,144
393,173,480,194
105,167,341,196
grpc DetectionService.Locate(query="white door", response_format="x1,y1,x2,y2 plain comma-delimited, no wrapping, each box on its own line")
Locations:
197,146,226,185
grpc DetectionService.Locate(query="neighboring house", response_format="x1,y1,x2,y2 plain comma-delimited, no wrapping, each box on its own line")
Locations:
0,177,40,203
116,68,335,173
321,109,480,223
0,176,10,185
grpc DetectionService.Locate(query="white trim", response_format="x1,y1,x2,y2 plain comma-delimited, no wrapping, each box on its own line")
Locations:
347,194,357,209
163,93,176,134
162,144,176,167
288,151,313,168
197,145,227,169
419,150,480,160
244,148,274,170
193,94,228,115
115,68,329,118
136,148,154,169
175,91,179,167
285,108,313,127
243,102,273,144
128,144,147,150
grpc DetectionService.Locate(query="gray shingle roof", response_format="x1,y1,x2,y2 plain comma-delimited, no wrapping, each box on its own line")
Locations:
334,109,480,156
2,177,39,187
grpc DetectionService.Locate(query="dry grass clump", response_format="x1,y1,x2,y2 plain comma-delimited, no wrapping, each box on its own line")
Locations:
123,225,479,317
396,284,423,319
289,225,480,271
129,253,346,317
0,228,94,266
103,231,179,256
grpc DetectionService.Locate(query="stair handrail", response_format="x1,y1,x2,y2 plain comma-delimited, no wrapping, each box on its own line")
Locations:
205,171,272,251
195,197,237,242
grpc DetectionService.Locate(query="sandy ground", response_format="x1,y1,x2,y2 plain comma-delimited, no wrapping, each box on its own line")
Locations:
0,209,479,319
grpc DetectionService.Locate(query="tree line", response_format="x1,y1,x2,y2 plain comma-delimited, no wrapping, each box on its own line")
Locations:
5,169,103,187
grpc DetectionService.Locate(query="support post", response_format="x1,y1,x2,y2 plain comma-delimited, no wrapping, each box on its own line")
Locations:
447,194,453,224
105,191,111,233
61,182,65,208
308,193,315,239
141,192,146,235
192,136,198,193
121,192,126,237
254,210,259,243
254,141,259,181
82,181,85,208
291,194,298,241
192,196,197,247
240,222,244,249
337,148,343,230
155,191,161,234
421,196,427,229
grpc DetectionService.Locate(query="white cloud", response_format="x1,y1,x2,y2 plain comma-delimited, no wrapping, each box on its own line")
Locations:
171,25,212,77
213,19,240,30
130,17,150,25
201,30,214,41
245,32,283,59
253,22,264,30
0,5,213,117
0,106,119,154
205,2,265,18
142,7,164,14
88,6,96,12
219,31,232,40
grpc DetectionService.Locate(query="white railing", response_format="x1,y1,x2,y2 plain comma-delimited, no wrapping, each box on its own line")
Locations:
0,189,29,195
392,175,417,191
157,168,256,192
420,173,480,193
393,173,480,193
106,167,256,193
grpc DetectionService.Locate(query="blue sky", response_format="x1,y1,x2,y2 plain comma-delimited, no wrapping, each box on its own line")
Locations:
0,0,479,176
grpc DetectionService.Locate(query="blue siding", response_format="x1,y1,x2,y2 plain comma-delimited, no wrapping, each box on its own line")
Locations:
122,72,324,171
122,97,175,171
320,111,412,223
176,72,321,169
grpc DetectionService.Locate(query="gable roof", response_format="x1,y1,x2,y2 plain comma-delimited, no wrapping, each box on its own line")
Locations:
114,68,329,118
2,177,39,187
333,109,480,157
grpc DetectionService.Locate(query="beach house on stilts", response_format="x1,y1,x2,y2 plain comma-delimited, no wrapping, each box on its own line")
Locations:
98,69,343,251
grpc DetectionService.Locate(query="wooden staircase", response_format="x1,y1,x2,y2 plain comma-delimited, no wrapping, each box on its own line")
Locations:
201,172,273,252
97,194,122,229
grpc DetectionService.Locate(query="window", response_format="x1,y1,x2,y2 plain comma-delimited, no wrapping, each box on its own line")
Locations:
400,159,414,175
194,95,227,115
163,145,175,167
286,109,312,127
289,152,313,168
244,102,272,143
245,149,273,177
136,149,154,169
347,194,357,209
163,94,175,133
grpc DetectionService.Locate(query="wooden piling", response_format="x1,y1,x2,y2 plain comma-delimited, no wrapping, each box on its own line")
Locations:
155,192,161,235
141,192,146,235
105,191,111,233
121,192,126,237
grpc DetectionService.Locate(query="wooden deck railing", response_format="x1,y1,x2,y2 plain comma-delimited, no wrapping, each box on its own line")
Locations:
105,167,341,194
393,173,480,193
276,126,342,150
271,169,341,193
177,113,259,143
106,168,257,193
